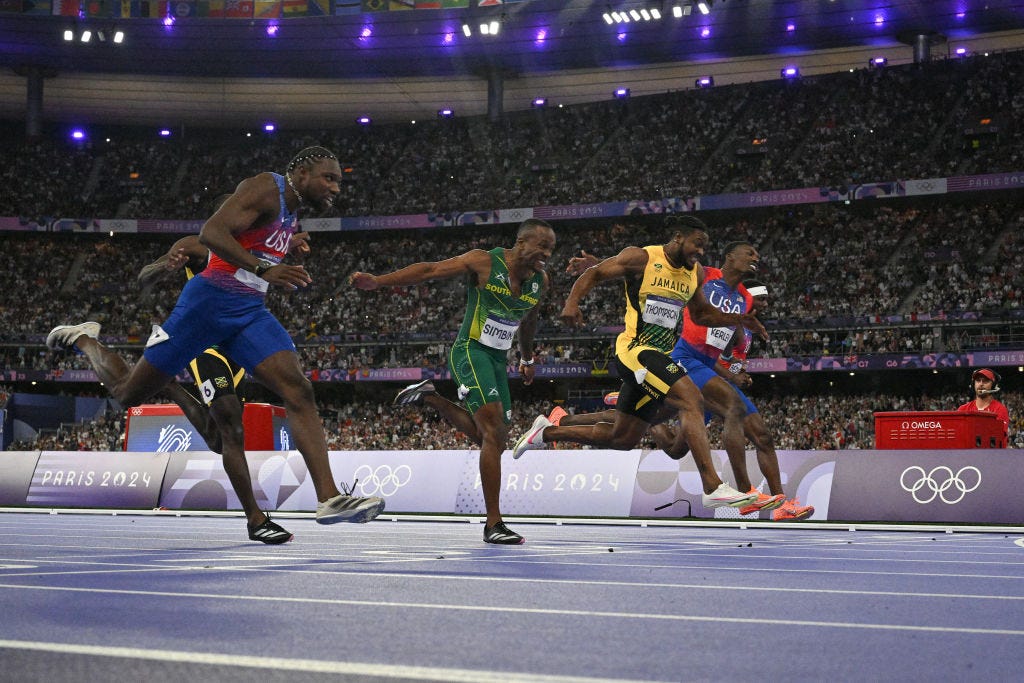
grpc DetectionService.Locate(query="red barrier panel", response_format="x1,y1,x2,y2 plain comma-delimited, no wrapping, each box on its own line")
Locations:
125,403,286,451
874,411,1005,449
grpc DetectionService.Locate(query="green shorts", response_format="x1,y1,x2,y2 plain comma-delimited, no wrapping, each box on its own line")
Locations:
448,339,512,424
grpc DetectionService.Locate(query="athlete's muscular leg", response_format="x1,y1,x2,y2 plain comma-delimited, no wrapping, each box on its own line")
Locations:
701,377,754,492
161,382,223,454
423,394,483,445
252,350,341,502
744,413,784,495
472,402,509,527
540,412,649,450
661,377,725,494
558,409,617,427
209,395,265,526
73,337,173,406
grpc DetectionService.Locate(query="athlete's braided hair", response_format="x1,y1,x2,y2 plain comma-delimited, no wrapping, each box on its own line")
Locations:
286,146,338,173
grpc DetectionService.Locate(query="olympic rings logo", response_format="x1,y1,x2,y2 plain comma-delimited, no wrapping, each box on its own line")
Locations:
352,464,413,497
900,466,981,505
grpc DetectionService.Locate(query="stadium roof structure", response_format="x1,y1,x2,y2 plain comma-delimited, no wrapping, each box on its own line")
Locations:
1,0,1023,126
2,0,1023,79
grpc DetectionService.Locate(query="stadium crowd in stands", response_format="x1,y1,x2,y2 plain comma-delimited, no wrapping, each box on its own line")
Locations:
1,52,1022,221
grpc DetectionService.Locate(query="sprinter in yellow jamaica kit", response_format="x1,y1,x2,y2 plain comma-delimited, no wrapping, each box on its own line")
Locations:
513,216,768,511
350,219,555,544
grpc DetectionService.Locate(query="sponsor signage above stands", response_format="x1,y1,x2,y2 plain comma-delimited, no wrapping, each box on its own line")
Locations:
10,169,1022,235
7,347,1024,387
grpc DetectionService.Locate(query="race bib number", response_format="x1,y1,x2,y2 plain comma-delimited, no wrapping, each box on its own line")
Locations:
234,268,270,293
199,379,216,406
642,294,683,329
478,315,519,350
705,326,734,350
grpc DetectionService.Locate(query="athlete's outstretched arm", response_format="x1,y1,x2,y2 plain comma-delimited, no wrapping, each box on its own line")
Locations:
349,249,491,290
516,270,549,386
138,235,208,288
560,246,647,328
687,280,769,340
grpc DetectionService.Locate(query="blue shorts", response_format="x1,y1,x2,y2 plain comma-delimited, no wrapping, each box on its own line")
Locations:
670,341,758,420
143,276,295,377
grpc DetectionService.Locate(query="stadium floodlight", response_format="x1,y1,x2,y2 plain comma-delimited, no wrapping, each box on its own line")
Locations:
640,9,650,20
63,29,73,41
955,47,967,55
462,24,472,37
159,129,171,137
357,116,371,125
532,97,547,108
614,88,630,99
629,9,641,21
71,129,85,140
697,1,711,15
650,8,660,19
781,66,800,79
696,76,714,88
113,30,124,43
80,30,91,43
489,21,499,35
602,13,613,25
264,123,276,133
481,23,490,35
438,108,454,118
672,5,683,18
870,57,888,67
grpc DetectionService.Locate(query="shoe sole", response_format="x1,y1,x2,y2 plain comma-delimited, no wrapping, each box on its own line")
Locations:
46,322,100,350
316,499,386,525
774,508,814,522
702,492,759,509
393,380,433,406
738,494,786,515
513,416,550,460
249,533,294,544
484,536,526,545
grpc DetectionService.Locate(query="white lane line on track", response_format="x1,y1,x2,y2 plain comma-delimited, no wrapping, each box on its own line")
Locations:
1,583,1023,635
2,556,1023,582
0,639,651,683
4,568,1022,603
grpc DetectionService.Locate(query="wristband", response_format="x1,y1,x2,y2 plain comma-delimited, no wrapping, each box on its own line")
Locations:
728,361,744,375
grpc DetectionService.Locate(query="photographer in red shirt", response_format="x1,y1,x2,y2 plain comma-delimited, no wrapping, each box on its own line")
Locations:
957,368,1009,446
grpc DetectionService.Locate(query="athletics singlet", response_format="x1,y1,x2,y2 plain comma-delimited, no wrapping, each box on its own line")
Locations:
200,173,297,297
615,245,699,357
455,248,544,352
678,265,752,361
